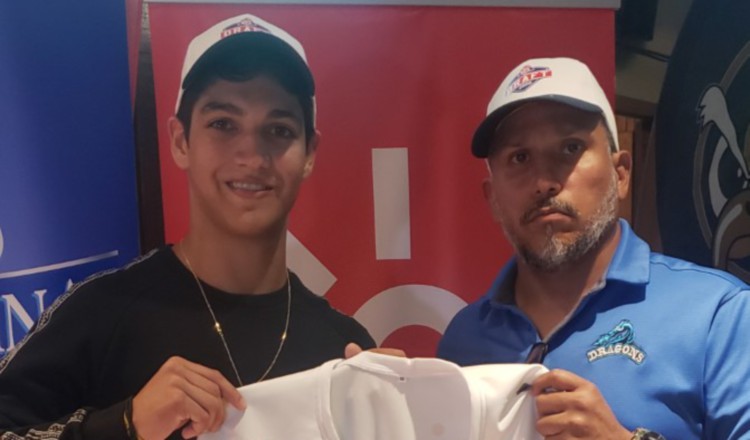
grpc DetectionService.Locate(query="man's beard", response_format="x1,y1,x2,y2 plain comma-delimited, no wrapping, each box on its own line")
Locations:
501,176,619,272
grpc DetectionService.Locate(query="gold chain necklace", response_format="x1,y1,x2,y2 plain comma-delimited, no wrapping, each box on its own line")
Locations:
179,246,291,386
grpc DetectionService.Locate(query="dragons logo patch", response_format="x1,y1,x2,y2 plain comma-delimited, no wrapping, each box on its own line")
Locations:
586,320,646,365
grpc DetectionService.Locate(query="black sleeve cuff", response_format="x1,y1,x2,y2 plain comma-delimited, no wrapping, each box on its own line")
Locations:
80,400,130,440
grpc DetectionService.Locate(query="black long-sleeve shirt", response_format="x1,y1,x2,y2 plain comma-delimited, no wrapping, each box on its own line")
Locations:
0,247,375,439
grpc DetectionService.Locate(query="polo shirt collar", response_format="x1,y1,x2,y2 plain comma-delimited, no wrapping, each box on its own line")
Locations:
485,218,650,307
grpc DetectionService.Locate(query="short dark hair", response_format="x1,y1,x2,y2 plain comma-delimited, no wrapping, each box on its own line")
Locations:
176,53,315,148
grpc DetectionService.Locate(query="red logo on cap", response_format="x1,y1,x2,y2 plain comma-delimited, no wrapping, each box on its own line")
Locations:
220,18,271,39
508,65,552,94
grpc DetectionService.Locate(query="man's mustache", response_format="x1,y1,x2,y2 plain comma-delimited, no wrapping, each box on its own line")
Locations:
521,198,578,224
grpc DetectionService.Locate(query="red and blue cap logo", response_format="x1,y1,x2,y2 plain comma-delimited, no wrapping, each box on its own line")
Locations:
508,65,553,94
220,18,271,40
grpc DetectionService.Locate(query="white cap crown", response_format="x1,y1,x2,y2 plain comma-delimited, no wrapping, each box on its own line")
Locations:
472,57,618,157
175,14,314,115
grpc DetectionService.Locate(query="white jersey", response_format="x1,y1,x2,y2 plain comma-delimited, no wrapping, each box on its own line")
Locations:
201,352,547,440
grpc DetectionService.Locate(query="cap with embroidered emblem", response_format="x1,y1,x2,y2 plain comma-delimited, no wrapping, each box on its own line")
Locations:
471,57,618,157
175,13,315,113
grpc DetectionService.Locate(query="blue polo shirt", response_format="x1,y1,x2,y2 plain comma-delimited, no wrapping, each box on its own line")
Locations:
438,220,750,439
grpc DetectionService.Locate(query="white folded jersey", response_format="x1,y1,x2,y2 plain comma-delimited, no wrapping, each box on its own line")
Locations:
201,352,547,440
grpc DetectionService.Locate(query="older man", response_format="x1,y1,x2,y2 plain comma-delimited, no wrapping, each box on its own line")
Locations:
439,57,750,439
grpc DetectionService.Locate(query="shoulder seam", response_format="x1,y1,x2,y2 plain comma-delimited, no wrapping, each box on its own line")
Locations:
0,250,160,374
650,258,748,285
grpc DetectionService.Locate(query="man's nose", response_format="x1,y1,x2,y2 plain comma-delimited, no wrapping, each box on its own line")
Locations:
233,136,271,168
533,163,563,197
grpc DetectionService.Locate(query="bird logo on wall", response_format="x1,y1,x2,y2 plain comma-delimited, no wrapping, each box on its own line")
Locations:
655,0,750,284
693,45,750,280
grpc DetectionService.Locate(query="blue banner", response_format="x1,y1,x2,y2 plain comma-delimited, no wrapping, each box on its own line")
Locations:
655,0,750,282
0,1,140,355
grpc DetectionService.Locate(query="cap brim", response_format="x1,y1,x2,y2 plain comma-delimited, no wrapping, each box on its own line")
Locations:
471,95,601,158
182,32,315,98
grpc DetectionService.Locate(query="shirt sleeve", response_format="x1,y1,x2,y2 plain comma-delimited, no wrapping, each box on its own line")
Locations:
0,280,129,440
703,286,750,439
0,402,129,440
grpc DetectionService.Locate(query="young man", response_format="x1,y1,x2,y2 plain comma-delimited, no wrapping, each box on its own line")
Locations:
0,14,375,439
438,57,750,439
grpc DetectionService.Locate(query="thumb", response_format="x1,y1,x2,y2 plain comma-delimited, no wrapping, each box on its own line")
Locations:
344,343,363,359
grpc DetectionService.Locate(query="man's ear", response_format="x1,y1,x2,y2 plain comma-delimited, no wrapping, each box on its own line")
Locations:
482,177,503,223
612,149,632,201
169,116,190,170
303,129,321,178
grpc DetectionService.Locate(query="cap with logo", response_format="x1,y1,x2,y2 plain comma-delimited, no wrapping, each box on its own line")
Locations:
175,13,315,114
471,57,618,158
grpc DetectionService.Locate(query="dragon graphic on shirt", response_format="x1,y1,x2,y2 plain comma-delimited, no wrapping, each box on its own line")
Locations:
593,320,635,347
587,319,646,365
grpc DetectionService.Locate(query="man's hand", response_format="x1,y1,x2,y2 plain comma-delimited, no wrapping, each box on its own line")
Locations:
132,356,246,440
344,343,406,359
531,369,632,440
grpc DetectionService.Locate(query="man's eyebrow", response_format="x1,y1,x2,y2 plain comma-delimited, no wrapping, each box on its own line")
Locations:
559,124,595,134
197,103,301,122
486,142,521,158
490,135,523,148
268,108,302,122
199,101,243,115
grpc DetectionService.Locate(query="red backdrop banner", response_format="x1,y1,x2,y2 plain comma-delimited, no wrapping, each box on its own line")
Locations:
126,0,142,106
149,3,614,356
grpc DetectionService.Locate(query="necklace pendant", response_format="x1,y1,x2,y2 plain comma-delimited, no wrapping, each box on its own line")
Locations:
214,322,223,335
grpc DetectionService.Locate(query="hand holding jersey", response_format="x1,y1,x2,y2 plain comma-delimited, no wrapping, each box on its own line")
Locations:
131,345,396,439
532,370,631,440
132,357,246,439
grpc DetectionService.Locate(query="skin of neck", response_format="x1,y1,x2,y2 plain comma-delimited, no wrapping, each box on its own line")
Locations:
514,221,621,339
177,213,289,295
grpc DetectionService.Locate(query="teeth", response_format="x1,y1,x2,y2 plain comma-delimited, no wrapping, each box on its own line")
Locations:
230,181,269,191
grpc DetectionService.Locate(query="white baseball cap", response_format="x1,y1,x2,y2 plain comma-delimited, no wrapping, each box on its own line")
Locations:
471,57,618,157
175,13,315,113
